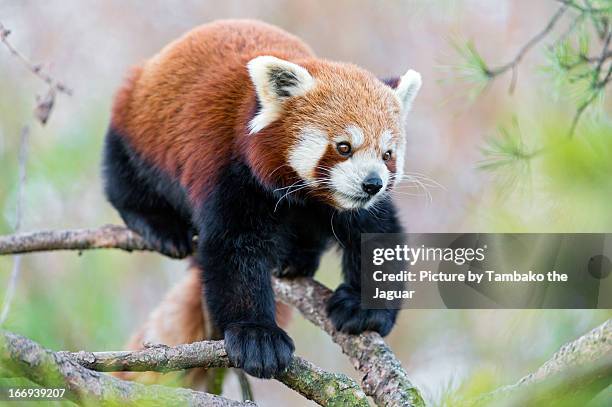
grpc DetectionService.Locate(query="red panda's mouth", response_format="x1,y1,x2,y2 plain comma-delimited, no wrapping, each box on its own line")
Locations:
334,191,375,208
339,192,371,202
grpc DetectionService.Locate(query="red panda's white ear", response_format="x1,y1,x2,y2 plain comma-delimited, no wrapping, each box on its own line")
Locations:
395,69,422,115
247,56,314,134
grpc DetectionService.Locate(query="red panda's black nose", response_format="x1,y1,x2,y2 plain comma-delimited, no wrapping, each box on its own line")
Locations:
362,175,383,196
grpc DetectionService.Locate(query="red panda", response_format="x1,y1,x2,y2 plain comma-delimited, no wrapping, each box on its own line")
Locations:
103,19,421,379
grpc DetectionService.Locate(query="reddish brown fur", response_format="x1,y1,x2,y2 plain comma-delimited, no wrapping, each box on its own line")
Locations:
112,19,402,204
112,20,314,201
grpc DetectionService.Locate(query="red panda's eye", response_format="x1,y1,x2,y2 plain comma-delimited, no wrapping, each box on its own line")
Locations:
383,151,392,161
336,142,352,156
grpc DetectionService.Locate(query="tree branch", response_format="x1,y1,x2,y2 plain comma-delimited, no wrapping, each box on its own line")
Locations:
0,225,423,406
60,340,369,406
0,22,72,97
469,318,612,406
568,28,612,137
0,225,159,256
273,278,425,407
0,330,253,407
462,1,611,138
486,4,569,92
555,0,612,14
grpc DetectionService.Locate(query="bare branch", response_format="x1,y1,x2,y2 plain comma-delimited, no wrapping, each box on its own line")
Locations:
0,22,72,96
0,330,254,406
0,22,74,325
487,4,569,92
0,225,426,406
60,340,369,406
0,225,158,256
236,370,254,402
0,126,30,324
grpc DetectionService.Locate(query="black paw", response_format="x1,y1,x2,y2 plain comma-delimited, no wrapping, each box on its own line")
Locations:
326,284,397,337
224,322,295,379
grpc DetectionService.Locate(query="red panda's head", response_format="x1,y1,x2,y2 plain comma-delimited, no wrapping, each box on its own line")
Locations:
244,55,421,210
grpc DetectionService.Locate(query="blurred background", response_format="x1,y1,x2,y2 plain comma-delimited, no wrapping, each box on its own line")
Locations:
1,0,611,405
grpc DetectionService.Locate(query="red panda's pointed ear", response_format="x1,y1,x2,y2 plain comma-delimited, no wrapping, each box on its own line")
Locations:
393,69,422,115
247,56,314,134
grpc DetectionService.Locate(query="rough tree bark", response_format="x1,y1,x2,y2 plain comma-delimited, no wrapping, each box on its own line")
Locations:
0,225,156,256
273,278,425,407
0,225,425,406
61,340,369,406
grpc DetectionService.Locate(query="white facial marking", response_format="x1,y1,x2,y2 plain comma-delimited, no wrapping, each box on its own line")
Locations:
394,136,406,187
288,127,328,181
330,149,390,210
346,125,365,148
247,56,315,134
380,130,394,152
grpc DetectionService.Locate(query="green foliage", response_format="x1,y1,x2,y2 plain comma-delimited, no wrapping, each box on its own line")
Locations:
453,0,611,139
451,0,612,233
449,39,492,99
544,27,608,116
469,118,612,231
478,120,537,194
448,6,612,401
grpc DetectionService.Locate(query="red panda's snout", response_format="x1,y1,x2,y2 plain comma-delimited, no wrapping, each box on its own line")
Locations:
246,55,422,210
284,125,397,210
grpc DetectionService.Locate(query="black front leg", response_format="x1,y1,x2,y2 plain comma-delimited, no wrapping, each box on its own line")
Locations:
199,228,294,378
326,199,401,337
196,171,294,379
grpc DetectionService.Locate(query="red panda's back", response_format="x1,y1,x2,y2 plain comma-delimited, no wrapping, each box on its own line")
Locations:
111,20,314,201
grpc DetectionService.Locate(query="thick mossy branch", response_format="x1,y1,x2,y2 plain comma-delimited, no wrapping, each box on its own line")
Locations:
0,330,253,407
62,340,369,406
278,356,368,407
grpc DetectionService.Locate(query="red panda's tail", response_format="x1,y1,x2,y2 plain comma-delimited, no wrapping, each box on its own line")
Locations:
114,265,292,389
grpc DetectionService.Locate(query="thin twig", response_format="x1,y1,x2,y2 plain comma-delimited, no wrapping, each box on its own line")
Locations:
0,126,30,325
552,12,586,48
0,22,72,96
235,370,254,402
487,4,569,93
568,29,612,137
555,0,612,14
